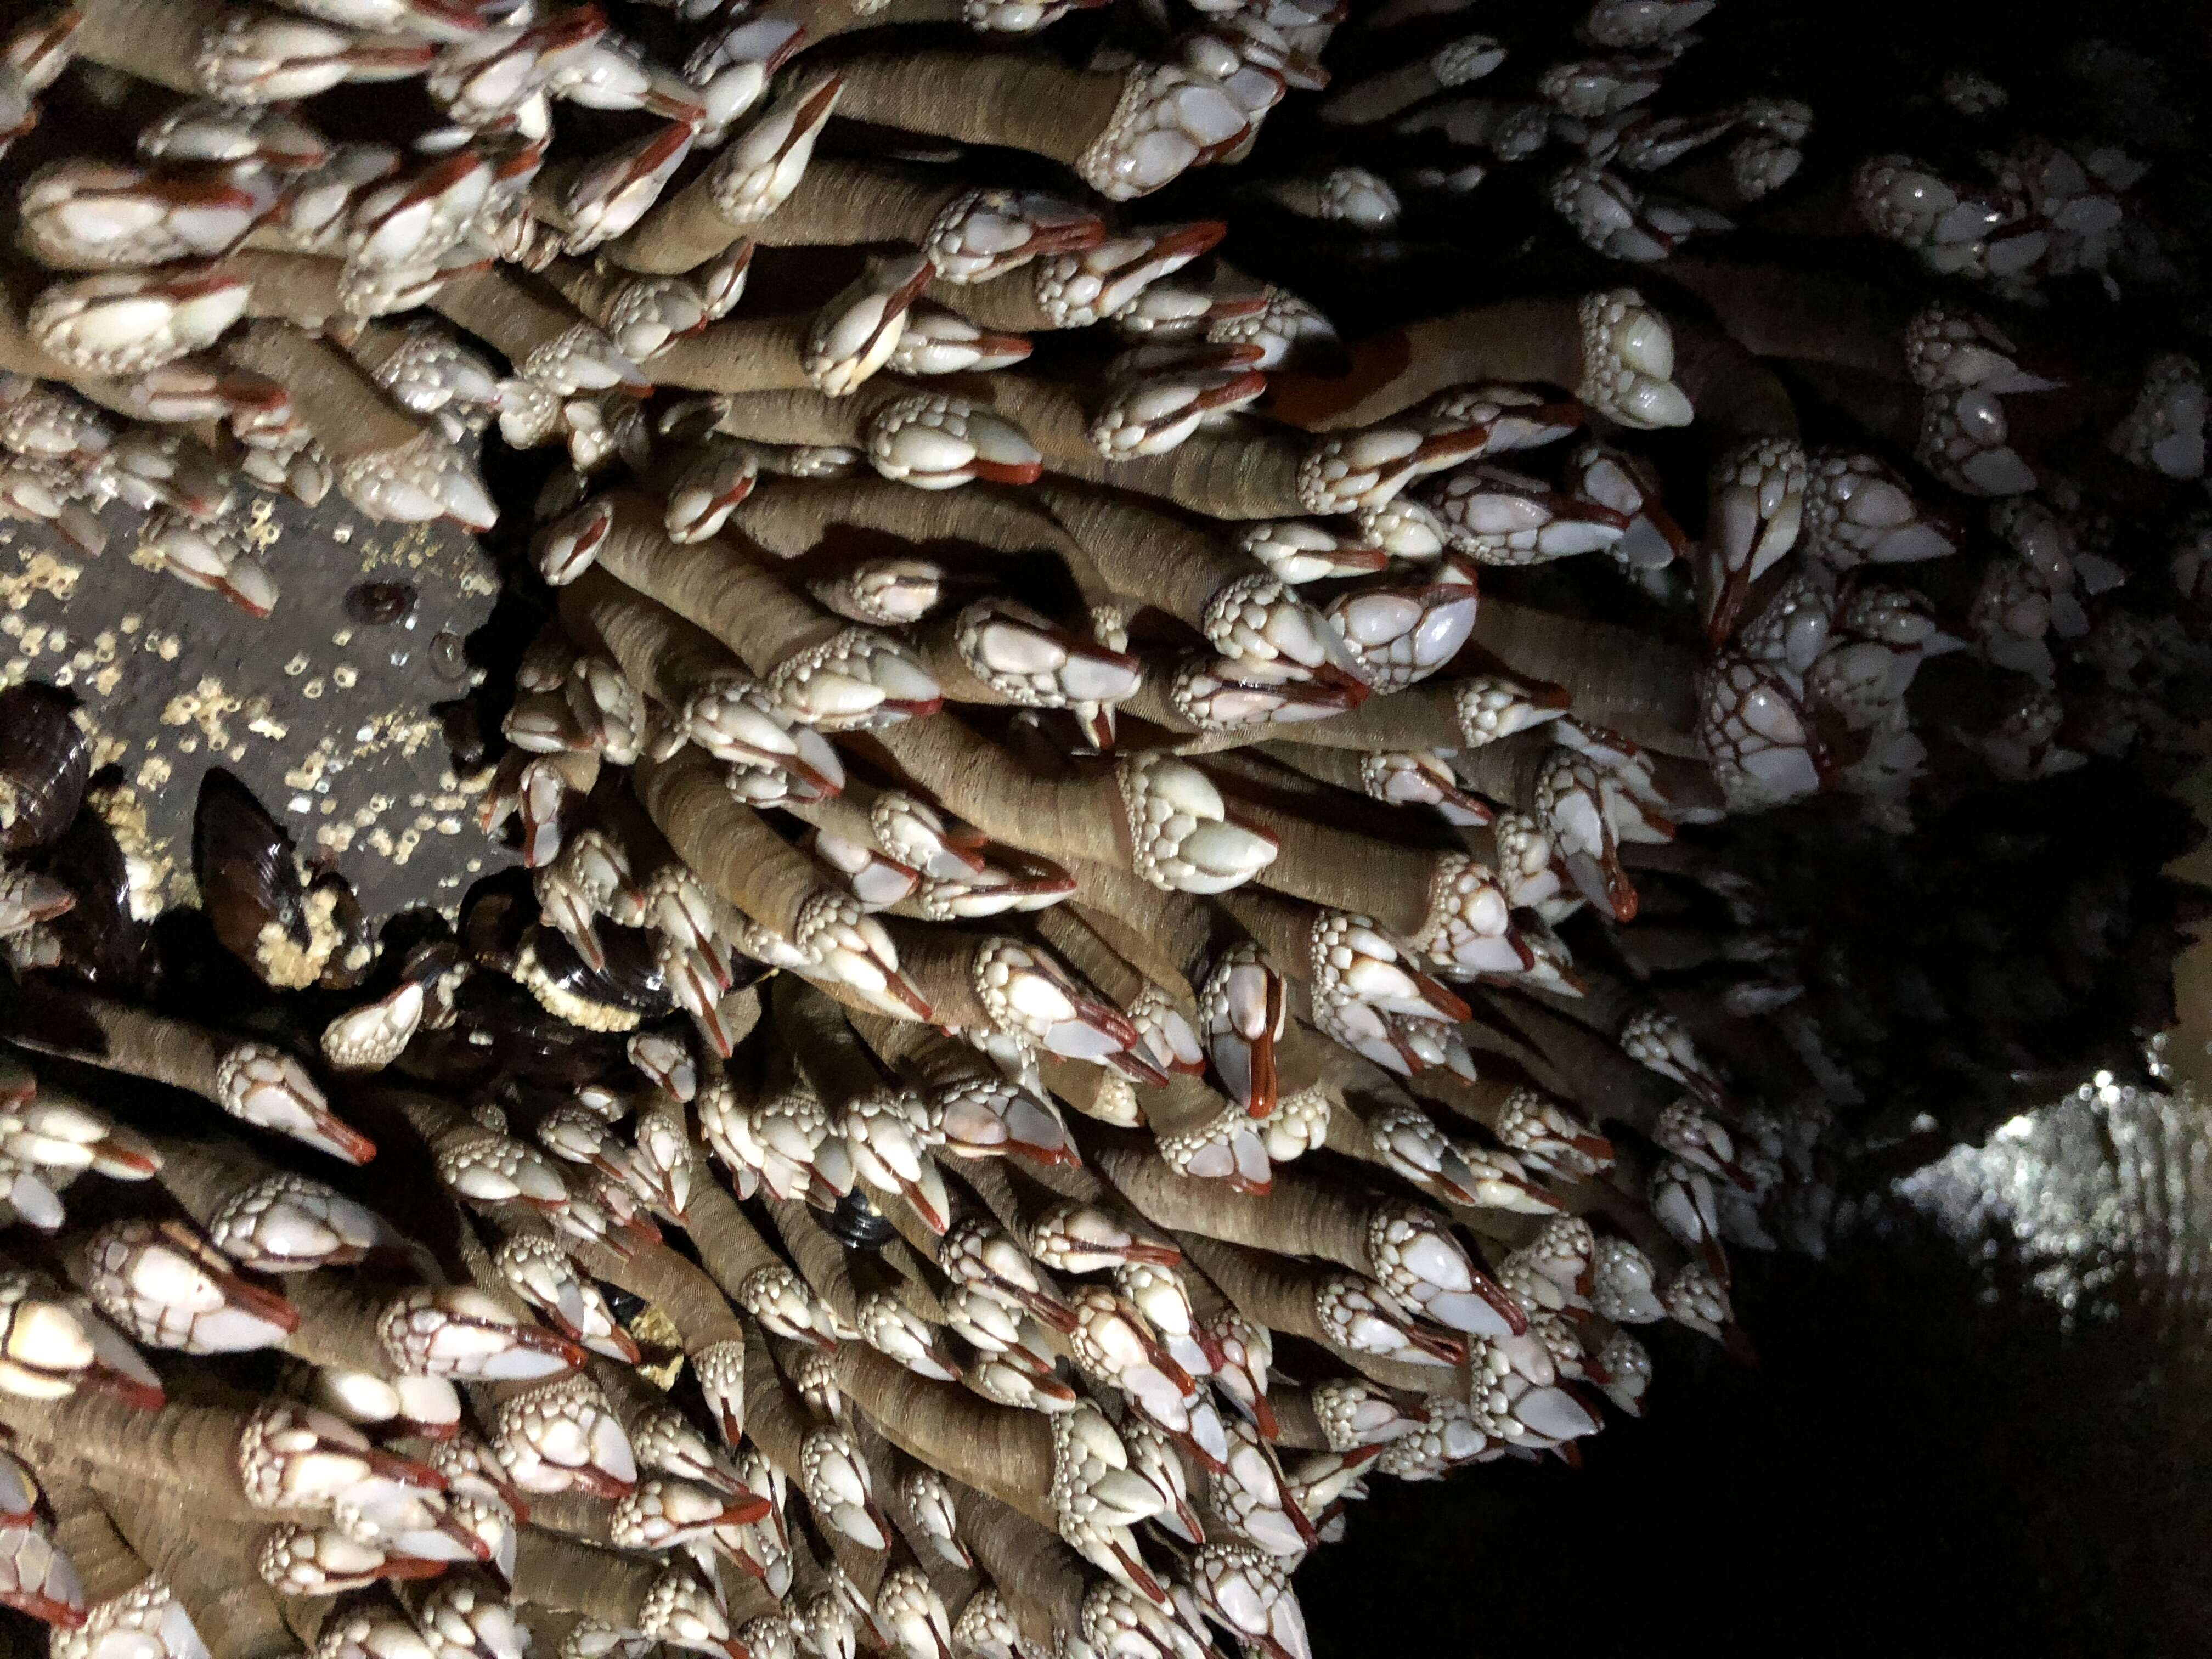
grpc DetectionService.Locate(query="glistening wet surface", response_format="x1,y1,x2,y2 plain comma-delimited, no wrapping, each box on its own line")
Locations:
1300,1079,2212,1656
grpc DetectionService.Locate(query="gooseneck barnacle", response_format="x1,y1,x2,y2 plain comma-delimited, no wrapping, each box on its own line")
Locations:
0,0,2198,1652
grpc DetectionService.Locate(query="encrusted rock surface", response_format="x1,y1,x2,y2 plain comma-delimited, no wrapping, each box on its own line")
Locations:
1,488,506,926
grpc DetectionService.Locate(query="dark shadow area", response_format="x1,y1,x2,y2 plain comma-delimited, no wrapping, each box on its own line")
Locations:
1302,1092,2212,1656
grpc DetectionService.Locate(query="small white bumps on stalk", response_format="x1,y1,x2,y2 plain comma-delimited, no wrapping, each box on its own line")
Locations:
706,74,843,226
1499,1217,1596,1319
236,1398,434,1511
1192,1539,1313,1659
320,979,426,1072
1315,1271,1463,1368
1202,572,1345,675
887,306,1032,375
1082,1579,1210,1659
414,1577,527,1659
1429,465,1630,565
924,187,1103,284
518,322,648,401
898,1465,970,1566
802,1427,889,1550
18,159,276,269
55,1575,206,1659
1263,166,1401,230
215,1042,375,1164
1119,752,1278,894
973,939,1146,1069
1238,519,1390,585
558,122,696,253
1029,1199,1178,1275
2108,352,2207,480
1092,347,1269,457
1576,288,1692,428
612,1474,763,1550
1454,678,1568,752
1212,1415,1313,1556
627,1095,697,1217
1662,1259,1737,1345
1309,1378,1417,1451
1034,222,1221,328
1400,854,1523,978
1111,1419,1196,1550
258,1523,432,1596
1050,1405,1170,1600
1494,1087,1612,1179
80,1218,298,1355
495,1231,637,1362
1065,1283,1193,1433
932,1073,1078,1165
1801,448,1956,569
1589,1237,1664,1324
804,251,932,397
1918,380,2036,497
1364,1202,1518,1338
1295,419,1477,515
693,1338,747,1445
308,1606,438,1659
952,1589,1022,1659
1592,1330,1655,1415
0,1271,159,1407
437,1124,570,1210
1372,1397,1494,1481
492,1373,637,1498
737,1262,828,1345
630,1029,698,1102
1620,1006,1729,1108
769,627,943,730
1076,64,1250,200
1127,985,1206,1077
867,393,1043,490
0,1093,155,1184
376,1285,583,1381
957,598,1143,708
29,266,251,376
873,1565,954,1659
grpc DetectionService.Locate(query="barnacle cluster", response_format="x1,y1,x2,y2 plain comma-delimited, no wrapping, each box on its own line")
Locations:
0,0,2204,1654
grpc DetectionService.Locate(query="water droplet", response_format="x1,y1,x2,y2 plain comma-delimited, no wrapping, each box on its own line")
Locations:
429,630,468,682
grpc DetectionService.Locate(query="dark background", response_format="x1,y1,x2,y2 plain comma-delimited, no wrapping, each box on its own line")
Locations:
1297,1087,2212,1656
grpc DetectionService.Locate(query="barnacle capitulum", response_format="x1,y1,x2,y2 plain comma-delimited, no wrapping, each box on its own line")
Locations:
0,0,2200,1652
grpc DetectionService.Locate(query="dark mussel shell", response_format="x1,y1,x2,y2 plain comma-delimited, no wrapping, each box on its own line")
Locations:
460,866,533,970
0,683,88,855
521,922,676,1023
461,866,677,1023
189,770,369,991
365,911,463,991
820,1187,896,1251
194,768,313,986
35,808,147,991
408,970,631,1090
